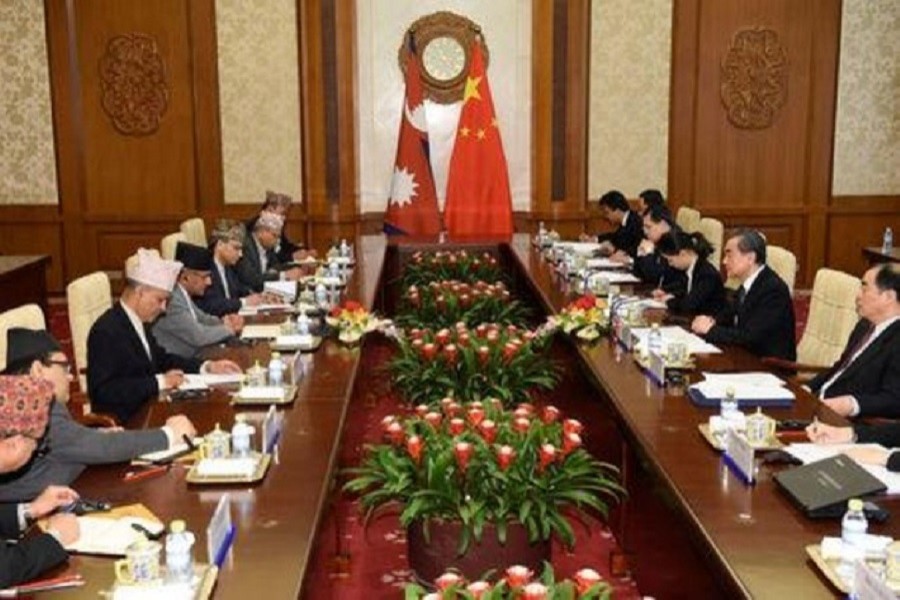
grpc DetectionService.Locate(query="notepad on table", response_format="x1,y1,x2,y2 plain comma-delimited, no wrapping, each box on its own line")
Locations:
62,505,164,556
240,324,283,340
196,457,258,478
785,443,900,495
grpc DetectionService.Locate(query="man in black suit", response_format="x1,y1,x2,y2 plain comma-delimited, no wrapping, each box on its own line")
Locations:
196,220,270,317
234,212,302,293
631,204,683,291
0,375,80,587
87,248,240,424
691,228,796,360
590,190,643,258
245,190,315,264
807,419,900,472
807,263,900,418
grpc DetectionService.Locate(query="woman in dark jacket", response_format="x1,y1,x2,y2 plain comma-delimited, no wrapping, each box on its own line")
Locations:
653,230,725,316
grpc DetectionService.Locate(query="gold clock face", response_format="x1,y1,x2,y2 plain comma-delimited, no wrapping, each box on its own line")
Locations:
421,35,466,84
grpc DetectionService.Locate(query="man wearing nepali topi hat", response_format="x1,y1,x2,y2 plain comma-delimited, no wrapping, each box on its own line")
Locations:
235,210,304,293
245,190,316,264
87,248,241,424
0,375,81,587
0,328,197,501
195,219,271,317
152,242,244,359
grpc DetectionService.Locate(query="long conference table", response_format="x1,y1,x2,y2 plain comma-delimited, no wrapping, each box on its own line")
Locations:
32,234,895,598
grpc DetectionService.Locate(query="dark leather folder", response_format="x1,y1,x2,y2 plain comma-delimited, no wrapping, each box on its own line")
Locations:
774,454,887,518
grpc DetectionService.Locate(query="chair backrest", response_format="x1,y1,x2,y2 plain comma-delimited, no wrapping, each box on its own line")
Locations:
767,245,798,295
0,304,47,371
180,218,207,246
675,206,701,233
160,231,187,260
797,268,861,368
67,272,112,391
697,217,724,267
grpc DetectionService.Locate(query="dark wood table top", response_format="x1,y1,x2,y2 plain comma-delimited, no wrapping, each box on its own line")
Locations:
508,235,893,599
0,254,50,275
863,246,900,264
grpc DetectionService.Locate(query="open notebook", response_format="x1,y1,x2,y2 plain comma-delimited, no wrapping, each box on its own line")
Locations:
61,504,164,555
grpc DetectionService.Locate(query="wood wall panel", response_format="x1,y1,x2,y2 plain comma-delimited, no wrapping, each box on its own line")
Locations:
827,197,900,276
0,206,64,290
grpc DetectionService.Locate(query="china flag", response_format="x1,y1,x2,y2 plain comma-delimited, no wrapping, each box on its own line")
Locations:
383,52,441,236
444,41,513,238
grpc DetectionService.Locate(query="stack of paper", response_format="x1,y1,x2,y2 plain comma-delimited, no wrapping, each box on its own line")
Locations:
240,324,283,340
196,457,258,478
238,303,291,316
552,241,602,255
630,325,722,354
180,373,244,391
585,257,626,270
136,443,191,464
588,271,640,284
786,443,900,494
263,280,297,301
64,516,164,555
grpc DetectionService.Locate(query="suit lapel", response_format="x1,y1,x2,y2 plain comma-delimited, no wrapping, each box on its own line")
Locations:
835,321,899,386
113,304,155,368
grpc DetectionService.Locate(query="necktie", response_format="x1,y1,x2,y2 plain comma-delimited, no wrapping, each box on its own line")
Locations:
734,286,746,325
834,323,875,373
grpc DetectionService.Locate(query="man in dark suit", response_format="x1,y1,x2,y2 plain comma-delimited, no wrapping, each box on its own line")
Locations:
0,328,196,501
691,228,796,360
196,220,268,317
0,375,79,587
589,190,643,258
807,263,900,418
632,204,683,292
808,419,900,472
245,190,315,264
87,248,240,424
234,212,302,293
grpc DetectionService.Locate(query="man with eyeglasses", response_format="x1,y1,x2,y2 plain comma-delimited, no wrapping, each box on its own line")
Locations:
151,242,243,359
0,375,81,587
195,219,271,317
88,248,241,423
0,328,196,502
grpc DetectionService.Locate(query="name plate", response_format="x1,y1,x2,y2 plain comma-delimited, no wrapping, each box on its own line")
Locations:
619,323,634,351
291,351,305,386
855,559,894,599
723,428,755,485
648,351,666,387
261,405,284,454
206,494,235,567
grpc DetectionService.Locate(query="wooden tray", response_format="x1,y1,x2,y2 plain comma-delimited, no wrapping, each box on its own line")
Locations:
109,563,218,599
698,423,784,451
231,384,297,406
186,453,271,485
271,335,322,353
805,544,900,594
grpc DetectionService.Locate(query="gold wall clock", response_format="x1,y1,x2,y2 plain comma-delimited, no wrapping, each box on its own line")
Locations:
398,11,489,104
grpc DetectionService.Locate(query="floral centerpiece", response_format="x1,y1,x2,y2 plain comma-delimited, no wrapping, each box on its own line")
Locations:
389,322,559,408
553,295,609,341
325,299,382,345
403,250,505,287
405,563,612,599
397,280,531,330
343,400,622,581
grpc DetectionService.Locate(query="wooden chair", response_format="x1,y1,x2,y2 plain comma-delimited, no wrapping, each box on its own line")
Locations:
0,304,46,371
67,272,112,393
675,206,701,233
160,231,187,260
180,218,207,246
697,217,724,267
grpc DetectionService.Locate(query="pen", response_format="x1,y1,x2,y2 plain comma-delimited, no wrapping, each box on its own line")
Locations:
123,464,170,483
182,434,197,451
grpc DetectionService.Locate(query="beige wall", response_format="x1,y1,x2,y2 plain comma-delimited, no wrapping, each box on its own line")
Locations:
356,0,532,214
0,0,58,205
832,0,900,196
217,0,302,204
588,0,672,201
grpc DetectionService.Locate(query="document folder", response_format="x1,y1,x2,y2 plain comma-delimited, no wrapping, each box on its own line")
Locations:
773,454,887,518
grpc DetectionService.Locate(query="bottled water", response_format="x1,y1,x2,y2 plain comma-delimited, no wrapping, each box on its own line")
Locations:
839,498,868,590
339,238,350,258
267,352,284,387
647,323,663,356
883,227,894,254
231,415,254,458
720,386,739,419
537,221,547,245
296,311,311,336
165,520,195,583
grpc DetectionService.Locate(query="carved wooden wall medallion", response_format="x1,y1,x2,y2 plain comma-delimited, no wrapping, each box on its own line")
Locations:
720,28,788,129
398,11,488,104
99,33,169,136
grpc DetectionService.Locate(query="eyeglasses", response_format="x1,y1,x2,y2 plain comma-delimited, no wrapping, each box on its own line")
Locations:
46,359,72,375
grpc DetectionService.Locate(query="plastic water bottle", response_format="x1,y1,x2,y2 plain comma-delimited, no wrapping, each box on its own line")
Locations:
883,227,894,254
339,238,350,258
231,415,254,458
537,221,547,245
296,311,311,336
165,520,195,583
720,386,739,419
647,323,663,356
839,498,868,590
267,352,284,387
314,283,328,307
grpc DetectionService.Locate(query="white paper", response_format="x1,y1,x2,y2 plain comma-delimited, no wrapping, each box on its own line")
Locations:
136,443,190,463
552,241,602,255
64,516,164,555
196,457,258,477
240,324,283,340
700,372,787,388
589,271,640,284
691,381,795,401
237,303,290,316
275,334,313,347
182,373,244,388
584,257,626,270
235,386,285,400
786,443,900,494
263,281,296,301
630,325,723,355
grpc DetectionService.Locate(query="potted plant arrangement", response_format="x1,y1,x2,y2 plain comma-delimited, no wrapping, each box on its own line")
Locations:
402,250,505,287
388,322,560,408
343,399,622,583
552,295,609,342
405,563,612,599
325,299,383,346
397,280,531,330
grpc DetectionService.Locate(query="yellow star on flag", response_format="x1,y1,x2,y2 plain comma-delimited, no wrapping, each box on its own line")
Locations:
476,128,486,140
463,76,482,102
459,126,470,138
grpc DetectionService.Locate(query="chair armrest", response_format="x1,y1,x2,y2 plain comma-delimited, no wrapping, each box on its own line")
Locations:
79,412,120,429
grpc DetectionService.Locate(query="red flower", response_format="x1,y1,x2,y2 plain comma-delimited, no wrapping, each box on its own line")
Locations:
477,345,490,366
467,407,485,427
505,565,532,588
516,403,535,415
440,396,454,412
522,582,548,600
539,444,557,470
488,397,503,411
343,300,362,312
435,295,447,312
466,581,491,598
479,420,497,443
562,432,582,455
459,293,472,308
513,407,531,420
457,332,471,347
435,328,451,346
408,293,420,308
406,435,423,464
435,572,462,591
415,404,429,417
454,442,473,472
446,402,462,417
496,445,515,470
411,338,424,353
475,324,488,338
574,568,602,594
380,415,397,432
449,418,466,436
385,421,404,446
409,327,423,340
563,419,583,435
443,343,459,365
424,411,442,429
502,341,518,363
541,406,560,424
421,342,437,361
513,416,530,434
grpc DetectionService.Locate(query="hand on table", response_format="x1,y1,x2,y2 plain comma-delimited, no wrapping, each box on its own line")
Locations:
28,486,79,519
165,415,197,441
162,370,185,390
223,314,244,333
46,513,79,545
609,250,631,264
208,359,242,374
691,315,715,335
805,421,853,444
282,267,302,281
843,446,891,467
822,395,856,417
